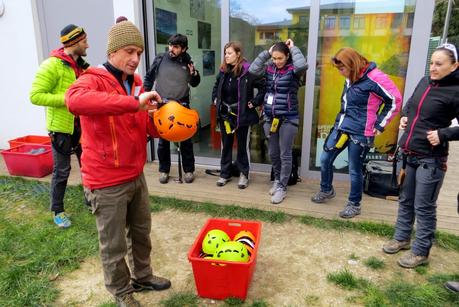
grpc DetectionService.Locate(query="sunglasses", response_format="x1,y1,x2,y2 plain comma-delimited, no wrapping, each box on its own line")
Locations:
437,43,458,62
331,57,343,65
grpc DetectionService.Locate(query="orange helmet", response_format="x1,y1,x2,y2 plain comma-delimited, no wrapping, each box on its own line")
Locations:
233,230,256,256
153,101,199,142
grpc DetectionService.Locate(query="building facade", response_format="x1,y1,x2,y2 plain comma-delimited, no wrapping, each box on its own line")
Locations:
0,0,437,178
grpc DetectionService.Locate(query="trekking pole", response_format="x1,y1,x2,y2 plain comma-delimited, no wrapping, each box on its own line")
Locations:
175,142,183,183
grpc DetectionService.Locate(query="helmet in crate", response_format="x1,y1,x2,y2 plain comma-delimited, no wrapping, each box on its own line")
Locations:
202,229,230,255
233,230,256,256
214,241,250,262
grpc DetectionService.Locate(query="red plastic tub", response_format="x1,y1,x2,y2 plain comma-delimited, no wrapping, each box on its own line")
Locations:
8,135,51,148
188,218,262,300
1,144,53,178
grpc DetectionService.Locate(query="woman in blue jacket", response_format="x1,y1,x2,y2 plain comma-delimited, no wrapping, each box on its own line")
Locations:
249,39,307,204
383,43,459,269
212,41,265,189
311,47,402,218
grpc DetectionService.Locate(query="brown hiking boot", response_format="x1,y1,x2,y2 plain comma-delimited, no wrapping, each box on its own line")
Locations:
115,293,141,307
398,251,428,268
131,275,171,292
382,239,410,254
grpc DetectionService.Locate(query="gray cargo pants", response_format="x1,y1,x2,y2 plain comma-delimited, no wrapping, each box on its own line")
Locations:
394,156,447,256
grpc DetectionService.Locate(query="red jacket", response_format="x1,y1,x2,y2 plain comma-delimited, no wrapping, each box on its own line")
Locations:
66,66,154,190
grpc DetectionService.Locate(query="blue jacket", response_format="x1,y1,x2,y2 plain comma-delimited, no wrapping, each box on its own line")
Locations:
334,62,402,137
249,47,308,120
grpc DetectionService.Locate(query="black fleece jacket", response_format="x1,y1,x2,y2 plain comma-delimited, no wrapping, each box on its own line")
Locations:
399,68,459,157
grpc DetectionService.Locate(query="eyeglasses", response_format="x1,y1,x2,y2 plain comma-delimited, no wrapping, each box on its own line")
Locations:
437,43,458,62
331,57,342,65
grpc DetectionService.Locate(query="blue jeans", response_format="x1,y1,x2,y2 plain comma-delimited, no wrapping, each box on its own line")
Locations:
319,129,372,205
394,156,446,256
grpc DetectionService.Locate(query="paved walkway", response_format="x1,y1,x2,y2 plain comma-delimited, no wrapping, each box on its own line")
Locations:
1,143,458,234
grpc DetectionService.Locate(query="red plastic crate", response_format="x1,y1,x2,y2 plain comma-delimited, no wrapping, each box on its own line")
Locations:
8,135,51,148
1,144,53,178
188,218,262,300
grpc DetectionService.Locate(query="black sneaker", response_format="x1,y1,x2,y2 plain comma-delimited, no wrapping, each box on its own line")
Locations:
131,276,171,292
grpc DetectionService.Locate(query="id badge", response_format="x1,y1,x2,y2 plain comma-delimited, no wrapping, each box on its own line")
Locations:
266,94,274,105
270,118,280,133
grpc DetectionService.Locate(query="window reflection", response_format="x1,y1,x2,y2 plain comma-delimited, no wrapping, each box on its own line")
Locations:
310,0,416,172
229,0,309,164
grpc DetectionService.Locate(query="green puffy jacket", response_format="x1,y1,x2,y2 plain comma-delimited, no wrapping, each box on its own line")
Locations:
30,56,78,134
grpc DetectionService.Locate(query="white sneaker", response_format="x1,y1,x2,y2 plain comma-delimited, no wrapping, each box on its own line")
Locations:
238,174,249,189
159,172,169,184
216,177,231,187
271,187,286,204
269,180,280,195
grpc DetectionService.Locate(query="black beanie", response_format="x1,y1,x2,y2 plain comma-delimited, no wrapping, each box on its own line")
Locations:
60,24,87,47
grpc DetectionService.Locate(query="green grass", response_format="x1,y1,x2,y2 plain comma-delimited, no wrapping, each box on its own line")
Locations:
364,256,386,270
0,177,99,306
1,176,459,306
327,269,370,290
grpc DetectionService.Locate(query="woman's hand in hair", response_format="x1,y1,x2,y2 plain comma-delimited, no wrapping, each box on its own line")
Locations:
285,39,294,49
269,45,274,55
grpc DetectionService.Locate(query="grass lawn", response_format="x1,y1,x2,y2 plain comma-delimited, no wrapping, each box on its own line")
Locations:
1,176,459,306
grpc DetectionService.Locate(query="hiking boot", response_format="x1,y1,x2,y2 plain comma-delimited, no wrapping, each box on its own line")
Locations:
238,174,249,189
382,239,410,254
131,276,171,292
184,172,195,183
271,187,287,204
269,180,280,196
159,172,169,184
444,281,459,293
311,188,336,203
115,293,141,307
339,202,361,218
54,212,71,228
398,251,429,268
216,177,231,187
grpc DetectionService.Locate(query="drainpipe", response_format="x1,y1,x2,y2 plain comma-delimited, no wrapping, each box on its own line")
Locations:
441,0,454,43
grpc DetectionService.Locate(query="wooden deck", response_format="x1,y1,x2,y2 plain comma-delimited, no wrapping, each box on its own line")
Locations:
1,143,458,235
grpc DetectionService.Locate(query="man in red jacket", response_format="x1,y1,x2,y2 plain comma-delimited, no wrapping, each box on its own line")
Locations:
66,19,170,307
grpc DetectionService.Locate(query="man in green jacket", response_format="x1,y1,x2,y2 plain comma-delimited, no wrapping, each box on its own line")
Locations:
30,24,89,228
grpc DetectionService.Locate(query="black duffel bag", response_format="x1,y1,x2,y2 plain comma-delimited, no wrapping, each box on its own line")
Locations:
363,160,399,199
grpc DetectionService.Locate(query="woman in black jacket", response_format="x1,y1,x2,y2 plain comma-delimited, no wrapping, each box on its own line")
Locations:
212,41,265,188
383,43,459,268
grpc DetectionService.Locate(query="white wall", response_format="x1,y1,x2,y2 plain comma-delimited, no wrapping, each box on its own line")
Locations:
0,0,46,149
0,0,137,150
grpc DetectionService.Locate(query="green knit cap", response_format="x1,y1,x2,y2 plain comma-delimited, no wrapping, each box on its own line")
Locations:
106,20,144,55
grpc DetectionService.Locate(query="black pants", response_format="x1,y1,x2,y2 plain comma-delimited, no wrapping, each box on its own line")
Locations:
50,131,82,213
219,121,250,179
157,137,195,173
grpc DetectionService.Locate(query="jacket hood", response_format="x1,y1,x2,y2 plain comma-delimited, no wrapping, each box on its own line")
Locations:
430,67,459,86
84,66,142,91
166,51,192,64
361,62,377,78
50,47,89,77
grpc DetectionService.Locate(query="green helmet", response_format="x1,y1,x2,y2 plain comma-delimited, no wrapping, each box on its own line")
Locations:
202,229,230,255
214,241,250,263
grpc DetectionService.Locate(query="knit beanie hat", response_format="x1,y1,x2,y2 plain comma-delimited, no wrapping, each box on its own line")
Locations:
60,24,86,47
106,20,144,55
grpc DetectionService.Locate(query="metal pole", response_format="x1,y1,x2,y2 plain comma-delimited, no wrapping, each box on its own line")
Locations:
442,0,454,43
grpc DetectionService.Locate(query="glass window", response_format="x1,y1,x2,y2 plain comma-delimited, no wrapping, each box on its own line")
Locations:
340,16,351,29
152,0,221,159
391,13,403,29
406,12,414,28
229,0,309,164
309,1,416,172
353,15,365,29
375,16,387,29
325,16,336,29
